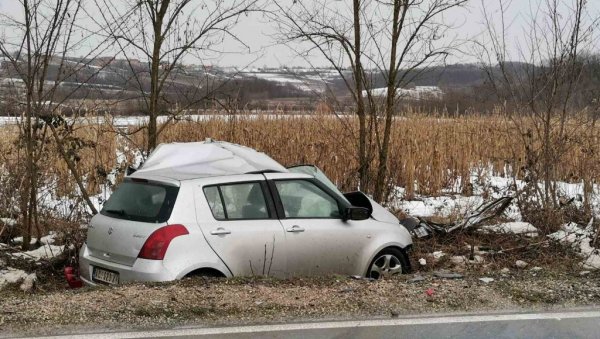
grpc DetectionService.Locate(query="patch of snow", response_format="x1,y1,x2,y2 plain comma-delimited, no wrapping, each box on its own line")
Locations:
0,267,28,288
431,251,446,260
391,165,600,223
549,222,600,270
11,236,37,245
0,218,16,226
40,231,57,245
19,273,36,292
418,258,427,266
12,244,65,261
479,222,538,237
395,195,483,218
479,277,494,283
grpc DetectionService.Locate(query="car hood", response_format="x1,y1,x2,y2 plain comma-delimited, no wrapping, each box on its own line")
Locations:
367,196,400,224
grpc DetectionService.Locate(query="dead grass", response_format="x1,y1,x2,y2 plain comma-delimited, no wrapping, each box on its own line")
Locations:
5,112,600,194
411,230,583,275
1,111,599,233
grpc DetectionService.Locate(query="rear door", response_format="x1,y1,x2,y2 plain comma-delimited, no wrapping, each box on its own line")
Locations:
86,178,179,266
194,175,287,277
265,173,371,276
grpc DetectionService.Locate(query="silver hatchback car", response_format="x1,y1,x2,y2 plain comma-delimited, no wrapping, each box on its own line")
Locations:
79,141,412,285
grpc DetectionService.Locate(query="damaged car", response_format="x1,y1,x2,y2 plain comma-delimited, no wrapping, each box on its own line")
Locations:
79,140,412,285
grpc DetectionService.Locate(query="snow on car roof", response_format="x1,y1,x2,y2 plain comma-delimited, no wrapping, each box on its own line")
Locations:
132,140,288,180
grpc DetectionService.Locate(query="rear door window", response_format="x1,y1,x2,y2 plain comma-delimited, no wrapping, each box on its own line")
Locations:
203,182,269,220
100,180,179,223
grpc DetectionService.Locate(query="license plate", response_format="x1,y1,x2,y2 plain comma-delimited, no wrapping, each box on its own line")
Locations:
413,226,430,238
93,267,119,285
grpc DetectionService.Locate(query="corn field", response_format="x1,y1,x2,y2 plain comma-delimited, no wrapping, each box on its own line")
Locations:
1,112,599,209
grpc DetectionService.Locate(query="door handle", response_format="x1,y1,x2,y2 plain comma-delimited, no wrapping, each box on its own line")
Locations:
287,225,305,233
210,227,231,235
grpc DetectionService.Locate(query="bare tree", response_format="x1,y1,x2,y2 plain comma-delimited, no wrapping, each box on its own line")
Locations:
275,0,467,202
475,0,599,211
0,0,110,248
93,0,259,155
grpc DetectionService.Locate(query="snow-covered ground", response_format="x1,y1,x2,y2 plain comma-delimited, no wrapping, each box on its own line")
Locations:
393,166,600,270
393,167,600,220
549,222,600,270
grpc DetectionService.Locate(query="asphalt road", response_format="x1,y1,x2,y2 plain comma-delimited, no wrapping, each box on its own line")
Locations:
31,309,600,339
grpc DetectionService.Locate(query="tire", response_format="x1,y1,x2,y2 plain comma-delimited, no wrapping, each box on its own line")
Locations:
184,268,226,279
367,247,410,279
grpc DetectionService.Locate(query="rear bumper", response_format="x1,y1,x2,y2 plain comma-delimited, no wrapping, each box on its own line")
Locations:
79,244,176,285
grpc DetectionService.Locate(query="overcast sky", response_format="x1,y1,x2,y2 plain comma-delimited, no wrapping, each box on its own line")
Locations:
0,0,598,68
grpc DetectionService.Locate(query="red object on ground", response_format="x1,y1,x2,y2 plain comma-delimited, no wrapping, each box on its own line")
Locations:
64,266,83,288
425,288,435,297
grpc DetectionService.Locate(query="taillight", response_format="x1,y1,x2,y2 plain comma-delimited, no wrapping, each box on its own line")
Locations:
138,224,188,260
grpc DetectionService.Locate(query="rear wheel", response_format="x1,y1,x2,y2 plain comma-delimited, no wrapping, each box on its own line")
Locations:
184,268,226,279
367,248,410,279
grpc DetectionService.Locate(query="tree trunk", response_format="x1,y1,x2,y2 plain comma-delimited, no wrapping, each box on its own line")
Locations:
21,0,34,251
353,0,368,191
373,0,401,202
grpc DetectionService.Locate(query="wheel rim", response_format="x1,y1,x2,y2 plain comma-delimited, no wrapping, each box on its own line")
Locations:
369,254,403,279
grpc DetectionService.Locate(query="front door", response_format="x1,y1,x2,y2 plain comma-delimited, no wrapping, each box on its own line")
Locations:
268,177,369,276
195,177,287,277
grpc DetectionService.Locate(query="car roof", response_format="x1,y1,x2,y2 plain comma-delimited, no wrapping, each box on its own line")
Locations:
130,140,289,181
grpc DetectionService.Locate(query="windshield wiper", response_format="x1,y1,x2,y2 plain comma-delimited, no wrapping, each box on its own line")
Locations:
104,209,127,216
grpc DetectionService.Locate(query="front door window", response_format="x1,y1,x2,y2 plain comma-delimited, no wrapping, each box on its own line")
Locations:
275,180,341,218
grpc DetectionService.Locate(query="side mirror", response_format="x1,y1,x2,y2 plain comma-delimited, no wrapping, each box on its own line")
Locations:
125,166,137,176
344,207,371,221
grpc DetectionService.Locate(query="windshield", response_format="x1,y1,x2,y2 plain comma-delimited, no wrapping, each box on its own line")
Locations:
287,165,350,205
100,180,179,223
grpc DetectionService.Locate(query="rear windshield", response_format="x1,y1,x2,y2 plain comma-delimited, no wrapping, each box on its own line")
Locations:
100,180,179,223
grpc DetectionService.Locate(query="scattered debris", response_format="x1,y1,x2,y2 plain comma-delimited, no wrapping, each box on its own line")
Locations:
530,267,542,272
409,275,425,283
433,271,464,279
418,258,427,266
426,251,446,263
580,271,591,276
450,255,484,266
425,287,435,302
479,222,538,238
349,275,375,282
515,260,529,269
479,277,494,283
402,196,513,238
500,268,511,274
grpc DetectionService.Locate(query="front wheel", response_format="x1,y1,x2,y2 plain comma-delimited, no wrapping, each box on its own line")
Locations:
367,248,410,279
